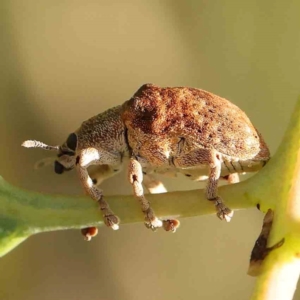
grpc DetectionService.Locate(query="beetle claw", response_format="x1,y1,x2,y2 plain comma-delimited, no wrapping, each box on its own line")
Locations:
214,197,234,222
144,215,163,231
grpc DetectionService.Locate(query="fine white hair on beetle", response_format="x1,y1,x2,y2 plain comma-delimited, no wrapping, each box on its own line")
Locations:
22,140,59,151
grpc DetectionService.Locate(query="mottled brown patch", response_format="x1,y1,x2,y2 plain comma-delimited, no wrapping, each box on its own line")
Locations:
122,84,270,160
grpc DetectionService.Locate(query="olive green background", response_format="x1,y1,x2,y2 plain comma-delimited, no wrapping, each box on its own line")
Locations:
0,1,299,299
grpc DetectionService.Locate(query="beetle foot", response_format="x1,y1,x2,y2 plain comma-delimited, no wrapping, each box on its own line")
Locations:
162,219,180,232
144,217,163,231
213,197,234,222
144,219,162,231
144,221,158,231
103,214,120,230
144,208,163,231
97,196,120,230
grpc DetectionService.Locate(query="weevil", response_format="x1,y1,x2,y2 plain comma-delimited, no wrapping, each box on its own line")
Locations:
22,84,270,240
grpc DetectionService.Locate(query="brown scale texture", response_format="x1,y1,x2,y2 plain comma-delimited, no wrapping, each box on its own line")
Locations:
122,84,270,161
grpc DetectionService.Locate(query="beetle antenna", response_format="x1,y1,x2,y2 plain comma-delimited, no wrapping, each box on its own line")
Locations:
22,140,59,151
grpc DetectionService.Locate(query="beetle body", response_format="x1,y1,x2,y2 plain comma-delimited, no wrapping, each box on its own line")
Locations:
22,84,270,239
122,84,269,177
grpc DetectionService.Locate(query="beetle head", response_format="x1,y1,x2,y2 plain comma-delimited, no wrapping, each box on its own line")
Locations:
22,132,78,174
55,133,78,174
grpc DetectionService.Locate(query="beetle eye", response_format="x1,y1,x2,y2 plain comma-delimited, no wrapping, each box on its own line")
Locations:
54,161,65,174
66,133,77,151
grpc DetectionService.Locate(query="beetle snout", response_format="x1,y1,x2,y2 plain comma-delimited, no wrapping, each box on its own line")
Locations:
54,158,75,174
54,160,65,174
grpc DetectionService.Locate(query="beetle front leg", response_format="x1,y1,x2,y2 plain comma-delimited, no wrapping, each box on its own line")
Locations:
128,158,163,230
76,149,120,240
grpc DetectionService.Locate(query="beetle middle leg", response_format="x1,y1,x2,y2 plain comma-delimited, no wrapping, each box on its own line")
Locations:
206,154,233,221
128,158,164,231
143,173,167,194
143,173,180,232
174,149,233,222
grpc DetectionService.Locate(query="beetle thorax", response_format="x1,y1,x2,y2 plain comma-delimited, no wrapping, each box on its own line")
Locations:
76,106,129,156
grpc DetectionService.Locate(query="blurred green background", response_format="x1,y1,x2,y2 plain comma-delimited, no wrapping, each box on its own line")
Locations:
0,1,299,299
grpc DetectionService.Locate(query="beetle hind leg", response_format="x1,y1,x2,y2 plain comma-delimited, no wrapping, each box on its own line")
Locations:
206,153,233,222
175,149,233,222
221,173,240,184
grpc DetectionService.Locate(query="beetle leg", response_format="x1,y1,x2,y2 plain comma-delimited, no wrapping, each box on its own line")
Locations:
206,153,233,222
76,148,120,239
128,158,163,230
143,173,167,194
221,173,240,184
143,173,180,232
174,149,233,222
88,164,122,186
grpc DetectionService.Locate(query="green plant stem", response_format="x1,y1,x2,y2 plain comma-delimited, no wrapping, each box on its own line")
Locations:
0,174,253,257
251,235,300,300
249,97,300,300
